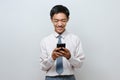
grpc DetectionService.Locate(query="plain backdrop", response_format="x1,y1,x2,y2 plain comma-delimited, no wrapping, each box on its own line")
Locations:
0,0,120,80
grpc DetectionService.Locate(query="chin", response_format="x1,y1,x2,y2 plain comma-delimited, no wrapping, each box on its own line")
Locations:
56,29,65,34
58,31,64,34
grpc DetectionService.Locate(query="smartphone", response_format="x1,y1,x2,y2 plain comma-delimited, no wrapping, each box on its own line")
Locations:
57,43,66,48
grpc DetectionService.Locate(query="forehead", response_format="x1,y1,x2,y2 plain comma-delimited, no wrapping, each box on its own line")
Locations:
52,13,68,20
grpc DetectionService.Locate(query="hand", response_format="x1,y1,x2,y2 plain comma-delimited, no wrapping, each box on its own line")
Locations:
52,48,63,60
59,47,71,60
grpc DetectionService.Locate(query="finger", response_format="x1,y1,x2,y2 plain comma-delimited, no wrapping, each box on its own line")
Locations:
54,48,59,51
59,50,66,55
54,48,61,52
57,52,63,56
63,48,69,53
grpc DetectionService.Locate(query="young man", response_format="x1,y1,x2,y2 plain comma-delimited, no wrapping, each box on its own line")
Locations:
40,5,85,80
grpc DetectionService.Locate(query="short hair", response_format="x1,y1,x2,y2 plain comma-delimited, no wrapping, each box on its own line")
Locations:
50,5,70,19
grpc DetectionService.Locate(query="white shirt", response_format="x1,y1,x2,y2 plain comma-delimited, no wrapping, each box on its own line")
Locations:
40,30,85,76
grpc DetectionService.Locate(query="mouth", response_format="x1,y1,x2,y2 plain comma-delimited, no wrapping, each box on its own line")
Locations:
55,26,65,33
57,27,64,31
57,26,63,29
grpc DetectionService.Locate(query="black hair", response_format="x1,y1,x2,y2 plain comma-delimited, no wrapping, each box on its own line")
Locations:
50,5,70,19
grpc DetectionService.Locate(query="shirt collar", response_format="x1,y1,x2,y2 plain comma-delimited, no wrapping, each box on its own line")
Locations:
54,30,68,39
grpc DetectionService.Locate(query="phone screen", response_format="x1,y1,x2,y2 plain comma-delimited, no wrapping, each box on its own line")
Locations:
57,43,66,48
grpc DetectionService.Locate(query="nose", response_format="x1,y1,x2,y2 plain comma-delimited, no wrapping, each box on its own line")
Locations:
58,21,62,26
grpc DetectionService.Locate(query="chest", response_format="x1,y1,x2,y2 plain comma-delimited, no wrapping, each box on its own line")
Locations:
45,37,77,55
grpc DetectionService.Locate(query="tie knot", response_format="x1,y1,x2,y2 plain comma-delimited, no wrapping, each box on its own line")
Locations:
58,35,62,38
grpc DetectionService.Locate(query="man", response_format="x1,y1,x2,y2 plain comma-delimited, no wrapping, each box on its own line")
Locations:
40,5,85,80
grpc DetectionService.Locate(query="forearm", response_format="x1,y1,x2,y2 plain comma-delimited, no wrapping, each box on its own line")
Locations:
40,57,54,71
68,54,85,68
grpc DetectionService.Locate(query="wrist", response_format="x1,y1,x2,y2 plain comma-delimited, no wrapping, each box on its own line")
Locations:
67,55,71,60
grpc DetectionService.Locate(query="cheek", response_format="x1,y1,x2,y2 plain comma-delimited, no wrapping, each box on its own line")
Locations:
53,23,57,26
63,23,67,27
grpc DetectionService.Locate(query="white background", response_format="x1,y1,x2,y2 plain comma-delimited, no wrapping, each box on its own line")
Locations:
0,0,120,80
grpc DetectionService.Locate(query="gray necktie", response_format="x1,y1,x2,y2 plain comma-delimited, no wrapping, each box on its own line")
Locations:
56,35,63,74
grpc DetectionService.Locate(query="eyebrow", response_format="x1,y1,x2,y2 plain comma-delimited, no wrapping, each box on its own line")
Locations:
53,19,67,20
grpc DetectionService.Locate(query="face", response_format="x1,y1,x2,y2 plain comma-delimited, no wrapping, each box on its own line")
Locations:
51,13,69,34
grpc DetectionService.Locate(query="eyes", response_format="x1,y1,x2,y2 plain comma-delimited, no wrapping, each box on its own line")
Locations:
53,19,68,23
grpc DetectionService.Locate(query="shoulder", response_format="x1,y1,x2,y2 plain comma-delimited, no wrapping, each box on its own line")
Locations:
67,32,80,40
66,32,82,45
40,33,54,43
